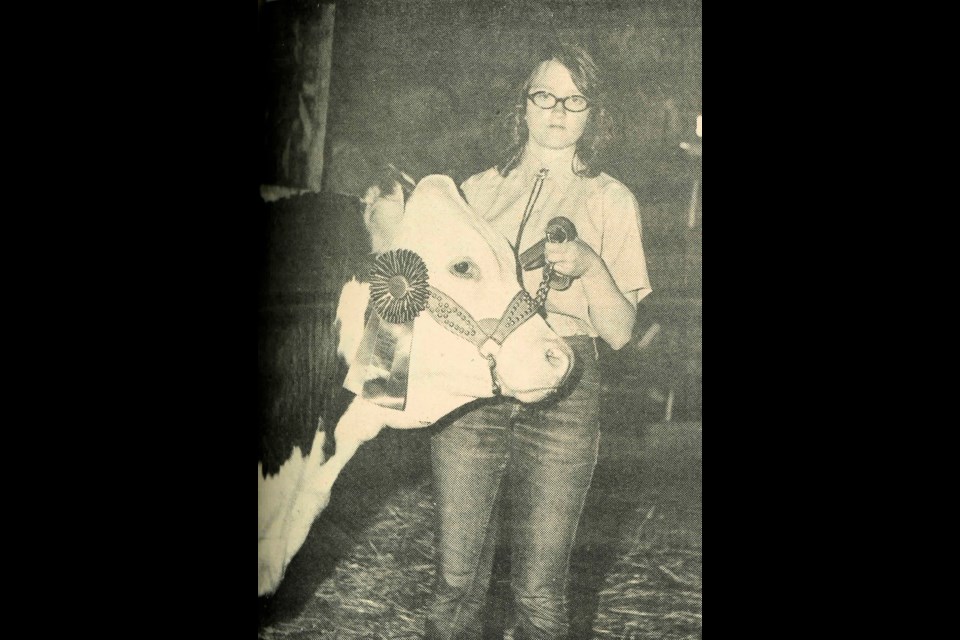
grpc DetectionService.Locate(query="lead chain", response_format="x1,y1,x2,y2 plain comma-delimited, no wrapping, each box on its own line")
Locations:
534,263,554,310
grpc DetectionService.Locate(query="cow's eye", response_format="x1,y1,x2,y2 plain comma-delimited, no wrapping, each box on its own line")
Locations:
449,259,479,279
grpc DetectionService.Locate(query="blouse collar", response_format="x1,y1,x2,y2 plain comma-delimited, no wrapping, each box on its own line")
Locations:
515,149,580,184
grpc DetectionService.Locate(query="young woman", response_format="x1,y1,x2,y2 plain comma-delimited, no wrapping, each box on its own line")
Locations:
426,44,652,639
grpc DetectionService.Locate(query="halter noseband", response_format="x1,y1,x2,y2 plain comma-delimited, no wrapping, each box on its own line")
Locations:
426,285,541,394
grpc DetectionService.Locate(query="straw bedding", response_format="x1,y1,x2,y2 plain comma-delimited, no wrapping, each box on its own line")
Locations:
259,422,701,639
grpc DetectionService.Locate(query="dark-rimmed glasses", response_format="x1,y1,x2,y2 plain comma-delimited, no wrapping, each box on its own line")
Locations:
527,91,590,113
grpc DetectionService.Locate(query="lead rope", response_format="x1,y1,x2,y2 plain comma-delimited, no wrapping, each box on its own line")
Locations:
516,167,556,313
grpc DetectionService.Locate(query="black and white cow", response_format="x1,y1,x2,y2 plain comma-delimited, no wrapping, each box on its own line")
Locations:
258,175,574,596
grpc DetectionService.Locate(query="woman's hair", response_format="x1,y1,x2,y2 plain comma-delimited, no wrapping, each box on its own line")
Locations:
498,42,614,178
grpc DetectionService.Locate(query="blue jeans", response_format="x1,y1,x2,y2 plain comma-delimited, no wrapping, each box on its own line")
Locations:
427,336,601,640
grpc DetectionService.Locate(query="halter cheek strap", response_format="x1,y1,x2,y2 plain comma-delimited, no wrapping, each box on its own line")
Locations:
426,287,539,353
487,288,540,345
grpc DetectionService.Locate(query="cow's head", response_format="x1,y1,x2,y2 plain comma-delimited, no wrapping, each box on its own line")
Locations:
345,175,573,425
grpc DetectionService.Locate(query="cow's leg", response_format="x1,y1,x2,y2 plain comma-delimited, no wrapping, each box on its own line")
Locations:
309,398,388,497
258,399,390,596
273,398,388,573
258,426,327,596
260,454,305,595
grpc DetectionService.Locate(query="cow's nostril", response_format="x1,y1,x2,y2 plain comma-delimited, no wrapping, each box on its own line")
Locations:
544,340,575,386
545,346,570,370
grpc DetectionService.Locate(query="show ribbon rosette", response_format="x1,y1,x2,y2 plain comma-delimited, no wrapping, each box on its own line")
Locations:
344,249,430,410
368,249,430,323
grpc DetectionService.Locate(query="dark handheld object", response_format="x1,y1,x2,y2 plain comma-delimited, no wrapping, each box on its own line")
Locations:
518,217,578,291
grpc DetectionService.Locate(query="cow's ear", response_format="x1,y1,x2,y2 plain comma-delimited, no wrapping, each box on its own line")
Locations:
392,174,483,250
424,176,477,222
406,175,464,210
361,185,382,205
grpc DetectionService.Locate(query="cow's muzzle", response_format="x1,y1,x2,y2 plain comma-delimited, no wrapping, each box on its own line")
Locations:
479,323,574,402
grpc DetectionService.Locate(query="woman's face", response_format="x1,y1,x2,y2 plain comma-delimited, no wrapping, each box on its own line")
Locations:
524,60,590,152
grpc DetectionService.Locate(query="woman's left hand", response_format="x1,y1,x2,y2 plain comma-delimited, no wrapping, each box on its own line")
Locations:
544,236,637,351
544,238,601,279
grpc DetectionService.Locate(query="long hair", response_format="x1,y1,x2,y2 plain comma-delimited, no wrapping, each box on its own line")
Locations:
498,43,614,178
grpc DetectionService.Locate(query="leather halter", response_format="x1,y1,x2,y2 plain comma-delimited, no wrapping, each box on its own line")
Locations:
426,286,541,396
344,249,543,409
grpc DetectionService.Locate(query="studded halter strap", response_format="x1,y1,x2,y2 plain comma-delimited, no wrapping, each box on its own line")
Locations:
425,285,542,395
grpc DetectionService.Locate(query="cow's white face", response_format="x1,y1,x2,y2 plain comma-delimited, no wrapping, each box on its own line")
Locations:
385,175,573,423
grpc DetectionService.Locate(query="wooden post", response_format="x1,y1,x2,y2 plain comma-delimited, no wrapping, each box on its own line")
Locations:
306,4,336,191
259,2,336,191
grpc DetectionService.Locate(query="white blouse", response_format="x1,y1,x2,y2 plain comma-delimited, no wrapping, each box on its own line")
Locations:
461,157,652,340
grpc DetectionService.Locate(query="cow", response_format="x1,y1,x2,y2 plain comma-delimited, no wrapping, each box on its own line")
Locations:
258,174,574,596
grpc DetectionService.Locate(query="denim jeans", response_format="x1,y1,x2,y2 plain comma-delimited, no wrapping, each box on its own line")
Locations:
426,336,601,640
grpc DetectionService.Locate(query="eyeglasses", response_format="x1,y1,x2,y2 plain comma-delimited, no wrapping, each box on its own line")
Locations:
527,91,590,113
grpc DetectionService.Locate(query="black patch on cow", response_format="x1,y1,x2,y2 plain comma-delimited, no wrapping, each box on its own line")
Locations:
258,191,372,476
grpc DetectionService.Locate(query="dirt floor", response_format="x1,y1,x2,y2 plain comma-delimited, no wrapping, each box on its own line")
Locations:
258,411,701,639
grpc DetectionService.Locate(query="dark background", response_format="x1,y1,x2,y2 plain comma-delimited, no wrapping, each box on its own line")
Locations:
261,0,702,236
